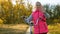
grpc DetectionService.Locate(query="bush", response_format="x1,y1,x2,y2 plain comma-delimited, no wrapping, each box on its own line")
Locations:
0,19,3,24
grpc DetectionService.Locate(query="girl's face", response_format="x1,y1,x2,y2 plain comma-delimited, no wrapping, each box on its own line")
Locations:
36,2,41,9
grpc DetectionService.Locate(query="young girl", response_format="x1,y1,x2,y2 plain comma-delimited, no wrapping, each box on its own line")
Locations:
25,1,50,34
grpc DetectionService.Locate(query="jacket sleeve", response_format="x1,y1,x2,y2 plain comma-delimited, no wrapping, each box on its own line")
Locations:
44,12,50,19
25,14,32,23
39,12,50,22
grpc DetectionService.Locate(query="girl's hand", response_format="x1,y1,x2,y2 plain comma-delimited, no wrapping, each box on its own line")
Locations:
30,21,34,26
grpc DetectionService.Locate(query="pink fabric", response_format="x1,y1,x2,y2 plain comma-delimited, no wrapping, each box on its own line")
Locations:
34,33,47,34
32,9,48,34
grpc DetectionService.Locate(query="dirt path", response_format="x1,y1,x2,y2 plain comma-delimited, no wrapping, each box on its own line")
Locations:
26,26,50,34
0,24,51,34
0,24,28,34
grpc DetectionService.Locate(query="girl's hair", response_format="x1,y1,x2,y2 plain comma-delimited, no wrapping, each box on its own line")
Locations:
35,1,45,13
36,1,41,7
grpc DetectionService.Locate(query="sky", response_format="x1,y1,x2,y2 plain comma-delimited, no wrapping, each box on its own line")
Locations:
28,0,60,5
12,0,60,6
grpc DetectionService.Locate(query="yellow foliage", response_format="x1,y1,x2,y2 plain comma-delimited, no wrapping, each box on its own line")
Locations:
0,19,3,24
53,19,59,23
48,23,60,34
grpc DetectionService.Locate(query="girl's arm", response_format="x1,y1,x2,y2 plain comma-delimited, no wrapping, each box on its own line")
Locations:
44,12,50,19
25,14,32,24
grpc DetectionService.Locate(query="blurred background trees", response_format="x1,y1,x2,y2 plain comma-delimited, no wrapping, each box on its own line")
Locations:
0,0,32,24
44,4,60,24
0,0,60,24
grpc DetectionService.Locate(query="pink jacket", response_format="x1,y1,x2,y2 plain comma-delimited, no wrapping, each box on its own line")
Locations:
32,9,48,33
